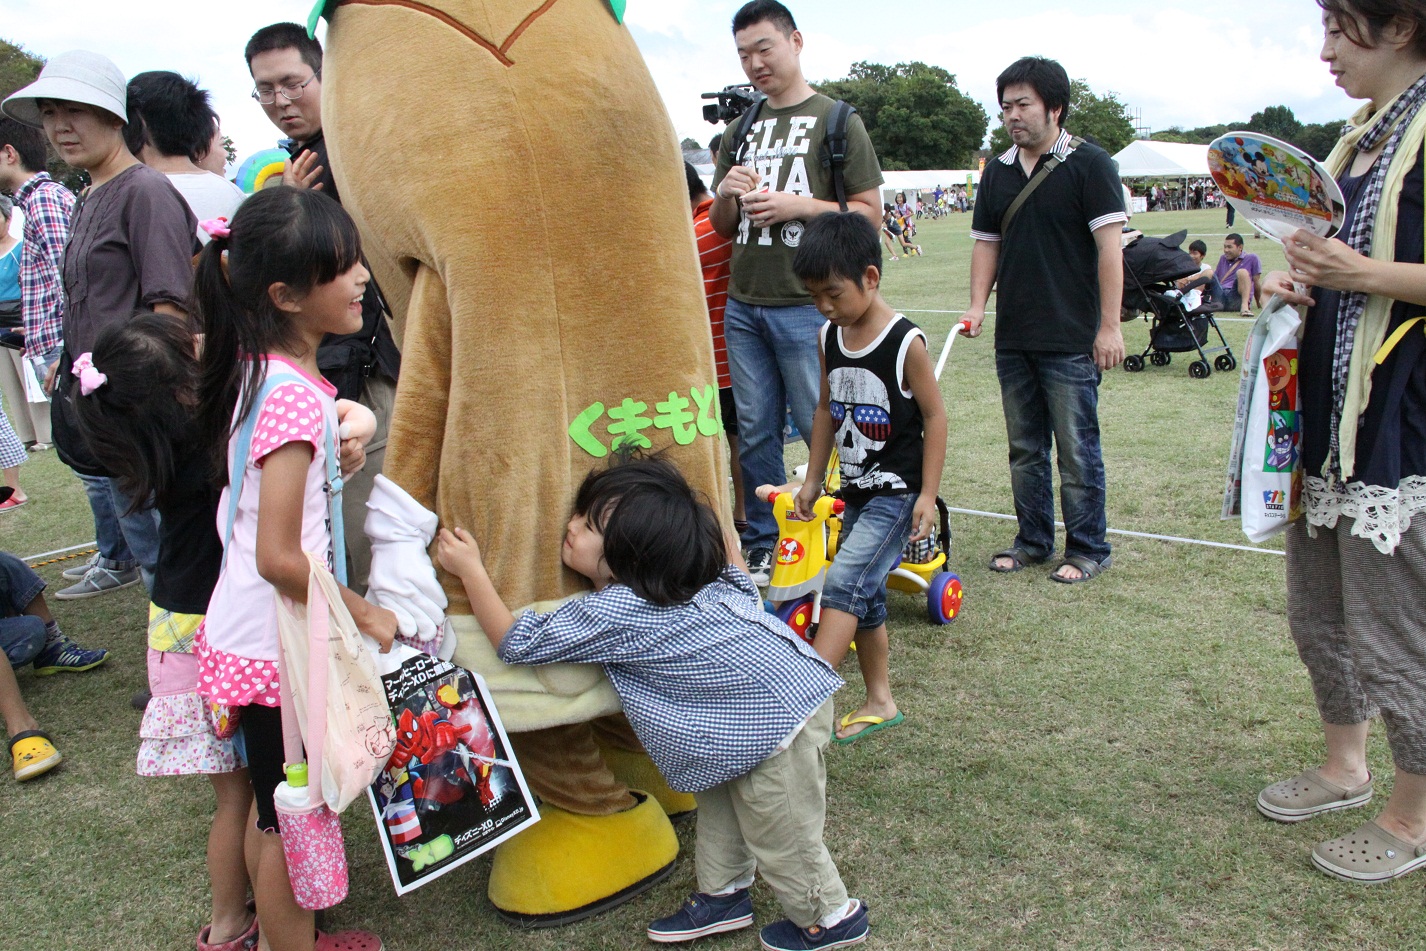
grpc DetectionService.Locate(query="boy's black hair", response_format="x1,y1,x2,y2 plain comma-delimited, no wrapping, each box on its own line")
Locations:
0,117,47,172
684,161,708,202
732,0,797,35
1188,239,1208,256
995,56,1072,127
72,312,199,513
1226,233,1245,247
194,186,363,485
792,211,881,288
708,132,722,159
124,71,218,162
245,22,323,74
573,456,725,606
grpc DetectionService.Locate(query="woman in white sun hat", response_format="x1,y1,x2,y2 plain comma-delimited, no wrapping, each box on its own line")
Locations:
3,51,195,601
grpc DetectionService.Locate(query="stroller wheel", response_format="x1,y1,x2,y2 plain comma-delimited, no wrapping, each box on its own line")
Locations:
928,571,964,625
1215,353,1238,372
1150,351,1170,367
1124,354,1145,373
1189,360,1211,379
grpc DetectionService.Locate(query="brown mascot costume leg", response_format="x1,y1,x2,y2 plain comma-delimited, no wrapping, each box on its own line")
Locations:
317,0,726,927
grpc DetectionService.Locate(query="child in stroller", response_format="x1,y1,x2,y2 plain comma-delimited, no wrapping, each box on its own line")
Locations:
1121,229,1237,379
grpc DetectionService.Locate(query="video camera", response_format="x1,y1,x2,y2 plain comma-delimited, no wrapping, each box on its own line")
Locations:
702,84,764,125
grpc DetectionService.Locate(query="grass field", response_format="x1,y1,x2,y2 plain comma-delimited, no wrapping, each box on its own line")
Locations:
6,209,1419,951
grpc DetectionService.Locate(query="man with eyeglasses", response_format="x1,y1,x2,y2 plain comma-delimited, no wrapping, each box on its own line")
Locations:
245,22,402,594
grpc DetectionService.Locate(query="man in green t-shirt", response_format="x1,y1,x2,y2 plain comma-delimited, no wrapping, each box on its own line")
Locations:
711,0,883,584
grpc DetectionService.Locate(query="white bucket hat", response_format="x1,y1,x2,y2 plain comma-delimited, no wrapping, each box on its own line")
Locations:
2,50,128,128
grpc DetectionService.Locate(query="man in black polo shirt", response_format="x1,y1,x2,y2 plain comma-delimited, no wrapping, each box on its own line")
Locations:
245,22,402,592
965,56,1126,584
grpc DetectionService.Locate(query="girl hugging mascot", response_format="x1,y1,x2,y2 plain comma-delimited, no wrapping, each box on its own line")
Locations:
314,0,730,926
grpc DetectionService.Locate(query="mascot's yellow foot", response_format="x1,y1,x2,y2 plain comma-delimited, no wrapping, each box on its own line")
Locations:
488,791,677,927
597,743,698,820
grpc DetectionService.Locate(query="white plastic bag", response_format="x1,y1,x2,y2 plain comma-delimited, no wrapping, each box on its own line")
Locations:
276,551,397,813
1226,298,1303,542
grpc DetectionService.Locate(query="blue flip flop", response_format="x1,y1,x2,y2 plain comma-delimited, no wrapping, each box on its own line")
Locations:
834,711,905,745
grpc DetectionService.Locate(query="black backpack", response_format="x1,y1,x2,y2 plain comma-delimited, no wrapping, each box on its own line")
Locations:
728,97,858,211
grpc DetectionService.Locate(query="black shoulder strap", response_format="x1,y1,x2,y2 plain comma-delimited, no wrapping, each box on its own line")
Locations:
823,100,856,212
730,98,766,168
999,135,1083,236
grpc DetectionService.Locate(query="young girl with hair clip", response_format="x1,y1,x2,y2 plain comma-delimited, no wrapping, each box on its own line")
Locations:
191,185,395,951
72,312,256,951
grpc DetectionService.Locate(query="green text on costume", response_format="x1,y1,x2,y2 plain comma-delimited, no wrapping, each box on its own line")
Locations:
569,385,722,457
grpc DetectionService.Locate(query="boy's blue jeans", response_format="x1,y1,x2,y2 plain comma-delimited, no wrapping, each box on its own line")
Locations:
996,349,1111,564
820,493,916,629
723,298,824,552
0,552,46,667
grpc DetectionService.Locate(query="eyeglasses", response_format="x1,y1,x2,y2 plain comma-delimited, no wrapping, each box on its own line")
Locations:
251,73,320,105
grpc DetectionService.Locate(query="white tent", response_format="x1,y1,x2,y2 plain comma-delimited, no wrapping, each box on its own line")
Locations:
1111,141,1210,178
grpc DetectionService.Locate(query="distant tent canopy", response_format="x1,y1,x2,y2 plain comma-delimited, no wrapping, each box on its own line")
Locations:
1111,141,1210,178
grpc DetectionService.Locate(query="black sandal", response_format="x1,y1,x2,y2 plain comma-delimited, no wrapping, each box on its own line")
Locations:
988,547,1043,573
1049,554,1112,584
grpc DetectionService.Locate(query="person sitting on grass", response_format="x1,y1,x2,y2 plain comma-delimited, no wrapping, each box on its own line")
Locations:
780,211,947,743
2,550,109,780
0,550,108,681
1214,233,1263,316
435,456,869,951
1172,239,1216,310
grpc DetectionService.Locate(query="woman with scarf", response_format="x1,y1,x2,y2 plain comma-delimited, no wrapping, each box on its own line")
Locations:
1257,0,1426,883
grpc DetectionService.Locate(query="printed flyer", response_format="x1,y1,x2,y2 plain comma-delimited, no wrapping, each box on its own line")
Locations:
368,644,539,895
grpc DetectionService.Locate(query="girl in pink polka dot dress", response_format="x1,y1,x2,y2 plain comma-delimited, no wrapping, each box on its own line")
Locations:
192,188,397,951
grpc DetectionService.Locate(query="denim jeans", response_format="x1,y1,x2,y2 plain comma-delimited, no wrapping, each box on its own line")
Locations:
0,551,46,667
78,473,160,591
996,349,1110,564
724,297,824,551
820,493,917,630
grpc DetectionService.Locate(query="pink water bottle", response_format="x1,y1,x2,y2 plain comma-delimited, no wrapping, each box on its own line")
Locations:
274,762,349,910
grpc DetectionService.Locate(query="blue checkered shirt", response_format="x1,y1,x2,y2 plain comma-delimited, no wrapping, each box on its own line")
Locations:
498,566,843,792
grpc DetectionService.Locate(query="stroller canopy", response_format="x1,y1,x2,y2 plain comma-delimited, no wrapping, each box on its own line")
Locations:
1123,229,1200,290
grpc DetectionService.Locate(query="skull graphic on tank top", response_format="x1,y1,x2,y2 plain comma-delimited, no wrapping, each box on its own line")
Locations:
829,366,906,490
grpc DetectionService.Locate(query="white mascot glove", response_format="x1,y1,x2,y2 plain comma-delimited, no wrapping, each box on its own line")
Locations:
364,474,447,649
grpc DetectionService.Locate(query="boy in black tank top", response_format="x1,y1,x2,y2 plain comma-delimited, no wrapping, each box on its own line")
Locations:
787,212,947,743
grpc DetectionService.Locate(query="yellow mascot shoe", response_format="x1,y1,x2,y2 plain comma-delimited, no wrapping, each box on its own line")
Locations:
488,791,678,927
596,743,697,820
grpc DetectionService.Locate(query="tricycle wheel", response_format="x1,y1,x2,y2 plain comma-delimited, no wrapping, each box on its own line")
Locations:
775,595,817,644
928,572,964,625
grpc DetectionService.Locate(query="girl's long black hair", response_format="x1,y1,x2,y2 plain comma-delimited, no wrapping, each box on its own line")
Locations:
70,311,197,513
193,185,362,485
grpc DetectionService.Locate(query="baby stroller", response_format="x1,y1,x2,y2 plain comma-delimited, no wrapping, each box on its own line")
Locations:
1121,229,1236,379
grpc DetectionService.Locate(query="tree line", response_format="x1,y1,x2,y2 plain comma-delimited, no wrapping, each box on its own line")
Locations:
1151,105,1345,161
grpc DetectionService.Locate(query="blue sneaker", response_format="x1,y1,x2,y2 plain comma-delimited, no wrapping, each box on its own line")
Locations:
759,899,868,951
32,637,110,676
648,889,754,943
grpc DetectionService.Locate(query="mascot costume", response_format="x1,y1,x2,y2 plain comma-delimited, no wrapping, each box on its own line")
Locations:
312,0,731,926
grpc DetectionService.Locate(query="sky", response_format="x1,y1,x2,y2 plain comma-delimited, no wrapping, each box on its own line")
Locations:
3,0,1359,169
